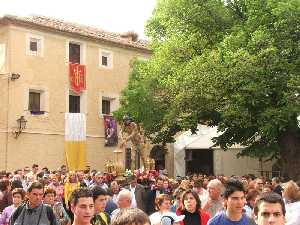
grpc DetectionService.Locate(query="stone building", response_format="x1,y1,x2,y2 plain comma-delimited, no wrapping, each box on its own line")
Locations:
0,15,150,171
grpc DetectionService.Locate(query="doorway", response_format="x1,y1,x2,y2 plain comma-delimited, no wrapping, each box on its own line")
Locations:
185,149,213,175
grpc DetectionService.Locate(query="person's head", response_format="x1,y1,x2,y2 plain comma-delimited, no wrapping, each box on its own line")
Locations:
11,179,23,190
246,189,260,208
112,208,150,225
223,179,246,215
207,179,223,200
110,181,119,194
156,177,164,188
43,188,56,206
263,184,273,193
32,164,39,173
116,189,132,209
42,174,50,185
193,180,203,193
271,177,281,186
77,171,85,181
254,192,285,225
68,171,78,183
95,172,104,184
26,174,35,183
128,176,137,188
255,178,264,192
203,177,209,188
69,188,94,225
23,166,30,174
282,180,300,202
49,173,58,184
27,181,44,208
181,189,201,213
42,167,49,174
155,194,172,212
12,188,25,206
173,188,184,207
241,178,249,191
91,186,107,214
179,179,190,190
0,180,10,192
163,180,169,189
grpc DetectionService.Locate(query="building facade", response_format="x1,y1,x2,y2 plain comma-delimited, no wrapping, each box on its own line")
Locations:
0,15,151,171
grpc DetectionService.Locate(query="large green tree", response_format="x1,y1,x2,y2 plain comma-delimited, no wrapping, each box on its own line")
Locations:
115,0,300,179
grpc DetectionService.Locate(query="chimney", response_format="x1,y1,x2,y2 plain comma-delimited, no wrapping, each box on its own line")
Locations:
121,31,139,42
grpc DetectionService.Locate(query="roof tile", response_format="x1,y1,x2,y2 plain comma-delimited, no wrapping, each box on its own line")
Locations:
1,15,149,51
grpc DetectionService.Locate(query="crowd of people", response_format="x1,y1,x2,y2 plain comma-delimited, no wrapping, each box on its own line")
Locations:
0,164,299,225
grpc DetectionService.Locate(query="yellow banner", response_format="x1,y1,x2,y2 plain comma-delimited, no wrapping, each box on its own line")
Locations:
64,141,86,171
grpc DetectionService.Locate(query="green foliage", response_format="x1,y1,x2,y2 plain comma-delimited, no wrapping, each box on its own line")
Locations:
115,0,300,160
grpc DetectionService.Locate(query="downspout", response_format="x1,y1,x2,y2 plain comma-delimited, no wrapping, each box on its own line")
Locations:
5,76,9,170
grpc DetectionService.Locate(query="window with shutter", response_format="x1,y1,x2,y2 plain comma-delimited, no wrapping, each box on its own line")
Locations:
69,95,80,113
69,43,81,64
102,99,111,115
29,92,41,113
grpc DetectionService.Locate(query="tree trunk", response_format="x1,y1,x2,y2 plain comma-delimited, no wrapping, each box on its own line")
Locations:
278,126,300,180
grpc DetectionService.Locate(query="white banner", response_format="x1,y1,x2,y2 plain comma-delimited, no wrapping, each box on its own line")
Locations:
65,113,86,141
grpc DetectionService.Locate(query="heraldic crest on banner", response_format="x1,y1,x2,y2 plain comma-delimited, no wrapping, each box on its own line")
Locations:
69,63,86,93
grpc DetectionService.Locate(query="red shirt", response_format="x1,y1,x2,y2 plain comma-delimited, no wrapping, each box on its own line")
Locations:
176,208,210,225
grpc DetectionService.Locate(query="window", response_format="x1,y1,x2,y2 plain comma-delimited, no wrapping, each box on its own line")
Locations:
30,39,38,52
69,95,80,113
26,34,44,57
102,55,108,66
69,43,80,64
102,99,111,115
29,92,41,112
26,87,48,116
99,50,113,68
100,94,119,116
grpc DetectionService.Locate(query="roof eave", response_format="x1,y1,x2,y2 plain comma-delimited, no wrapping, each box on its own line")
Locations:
0,16,152,54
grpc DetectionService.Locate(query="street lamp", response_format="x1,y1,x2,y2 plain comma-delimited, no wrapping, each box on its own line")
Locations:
13,116,27,139
10,73,20,80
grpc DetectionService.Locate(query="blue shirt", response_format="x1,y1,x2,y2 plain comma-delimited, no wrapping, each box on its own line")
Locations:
208,212,250,225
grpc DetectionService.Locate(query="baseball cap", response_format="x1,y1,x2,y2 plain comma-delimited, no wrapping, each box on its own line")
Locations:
161,212,185,225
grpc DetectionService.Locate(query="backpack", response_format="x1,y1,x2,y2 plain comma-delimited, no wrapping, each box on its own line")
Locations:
9,203,56,225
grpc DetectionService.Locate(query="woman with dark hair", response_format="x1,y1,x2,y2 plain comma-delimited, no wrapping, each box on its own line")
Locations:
176,189,210,225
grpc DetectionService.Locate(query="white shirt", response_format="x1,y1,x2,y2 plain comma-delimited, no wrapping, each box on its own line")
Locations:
149,212,163,225
198,188,209,207
285,201,300,225
129,185,137,208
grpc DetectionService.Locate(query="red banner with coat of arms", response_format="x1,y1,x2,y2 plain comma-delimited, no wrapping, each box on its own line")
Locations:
69,64,86,93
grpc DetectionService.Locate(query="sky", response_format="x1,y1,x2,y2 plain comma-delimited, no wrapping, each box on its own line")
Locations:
0,0,157,39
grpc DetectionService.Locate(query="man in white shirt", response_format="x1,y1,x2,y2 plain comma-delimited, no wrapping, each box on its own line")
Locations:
125,176,146,212
111,189,132,219
202,179,223,217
